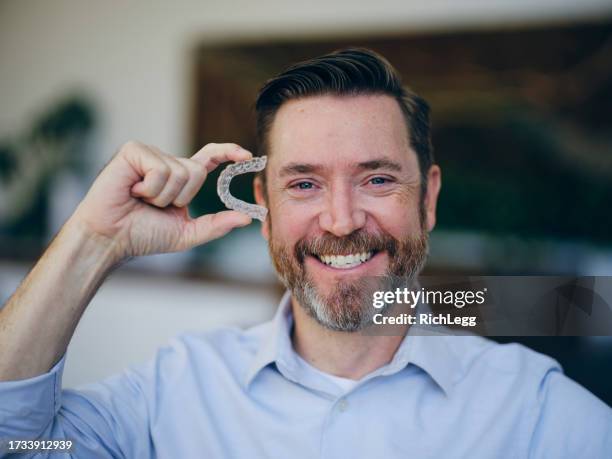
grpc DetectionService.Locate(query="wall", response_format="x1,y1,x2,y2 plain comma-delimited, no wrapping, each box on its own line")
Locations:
1,0,611,170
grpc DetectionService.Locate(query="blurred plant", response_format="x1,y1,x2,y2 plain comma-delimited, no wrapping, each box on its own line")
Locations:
0,96,96,250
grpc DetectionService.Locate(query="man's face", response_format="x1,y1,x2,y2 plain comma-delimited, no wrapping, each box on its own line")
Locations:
255,94,439,331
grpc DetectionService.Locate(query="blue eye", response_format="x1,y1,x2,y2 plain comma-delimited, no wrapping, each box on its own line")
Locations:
295,181,314,190
370,177,387,185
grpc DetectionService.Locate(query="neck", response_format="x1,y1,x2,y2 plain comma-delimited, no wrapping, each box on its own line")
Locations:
290,296,408,380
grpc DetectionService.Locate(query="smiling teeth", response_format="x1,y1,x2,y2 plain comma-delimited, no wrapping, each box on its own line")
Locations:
319,252,373,269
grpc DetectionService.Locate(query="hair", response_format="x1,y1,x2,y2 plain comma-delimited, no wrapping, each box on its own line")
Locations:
254,47,434,199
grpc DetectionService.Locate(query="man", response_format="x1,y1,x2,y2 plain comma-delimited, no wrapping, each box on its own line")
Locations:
0,48,610,458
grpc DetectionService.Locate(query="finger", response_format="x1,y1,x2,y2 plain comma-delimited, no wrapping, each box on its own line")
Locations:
129,147,171,199
172,158,207,207
182,210,252,248
191,143,253,173
144,156,189,207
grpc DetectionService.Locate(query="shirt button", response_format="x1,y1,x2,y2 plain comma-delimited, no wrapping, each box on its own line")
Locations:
337,398,349,412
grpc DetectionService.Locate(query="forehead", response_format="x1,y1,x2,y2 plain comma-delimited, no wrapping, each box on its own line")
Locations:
267,94,416,170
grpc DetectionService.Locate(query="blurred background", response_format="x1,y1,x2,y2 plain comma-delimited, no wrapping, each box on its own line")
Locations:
1,0,611,404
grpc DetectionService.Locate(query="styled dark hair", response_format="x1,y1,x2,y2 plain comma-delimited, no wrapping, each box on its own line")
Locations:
254,47,434,198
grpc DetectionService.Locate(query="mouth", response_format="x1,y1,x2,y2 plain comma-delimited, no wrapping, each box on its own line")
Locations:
314,251,377,270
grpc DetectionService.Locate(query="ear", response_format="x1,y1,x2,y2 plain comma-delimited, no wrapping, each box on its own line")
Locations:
424,165,441,232
254,176,270,241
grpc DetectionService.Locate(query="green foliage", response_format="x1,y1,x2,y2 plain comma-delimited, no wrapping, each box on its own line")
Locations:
435,112,612,244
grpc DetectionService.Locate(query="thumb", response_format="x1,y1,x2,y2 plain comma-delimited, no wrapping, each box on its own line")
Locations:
183,210,252,248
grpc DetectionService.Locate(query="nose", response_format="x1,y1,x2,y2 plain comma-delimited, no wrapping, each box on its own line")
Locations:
318,184,366,236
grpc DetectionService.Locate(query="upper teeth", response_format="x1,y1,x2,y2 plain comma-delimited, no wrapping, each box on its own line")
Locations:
318,252,373,269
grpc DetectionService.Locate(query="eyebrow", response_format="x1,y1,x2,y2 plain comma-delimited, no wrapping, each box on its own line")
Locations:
278,157,403,177
356,158,402,172
279,163,325,177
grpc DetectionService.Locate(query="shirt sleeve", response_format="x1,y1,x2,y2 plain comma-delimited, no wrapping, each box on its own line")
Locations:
529,367,612,459
0,354,155,458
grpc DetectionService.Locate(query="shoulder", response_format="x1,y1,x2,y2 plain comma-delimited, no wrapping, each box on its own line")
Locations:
149,321,271,380
445,335,604,403
447,335,561,381
442,335,612,454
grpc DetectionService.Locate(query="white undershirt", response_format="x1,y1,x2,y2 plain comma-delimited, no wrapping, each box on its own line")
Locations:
296,354,360,392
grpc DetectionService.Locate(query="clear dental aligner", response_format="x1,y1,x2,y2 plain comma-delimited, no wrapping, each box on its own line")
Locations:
217,155,268,221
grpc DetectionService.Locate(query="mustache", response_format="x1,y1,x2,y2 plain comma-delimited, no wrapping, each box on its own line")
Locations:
294,230,399,263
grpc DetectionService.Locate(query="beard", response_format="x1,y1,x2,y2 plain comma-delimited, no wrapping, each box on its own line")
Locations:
268,225,429,332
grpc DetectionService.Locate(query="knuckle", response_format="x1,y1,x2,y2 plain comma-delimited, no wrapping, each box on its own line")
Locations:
157,150,174,161
186,159,207,177
157,164,171,179
173,167,189,184
120,140,143,154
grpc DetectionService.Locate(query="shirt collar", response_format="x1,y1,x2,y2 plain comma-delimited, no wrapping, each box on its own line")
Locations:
392,326,462,395
244,291,293,387
244,291,463,395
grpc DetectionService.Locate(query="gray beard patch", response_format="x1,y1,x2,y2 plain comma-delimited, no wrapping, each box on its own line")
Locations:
291,274,412,332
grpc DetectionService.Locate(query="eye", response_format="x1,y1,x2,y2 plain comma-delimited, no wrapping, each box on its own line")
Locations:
369,176,389,185
290,181,315,190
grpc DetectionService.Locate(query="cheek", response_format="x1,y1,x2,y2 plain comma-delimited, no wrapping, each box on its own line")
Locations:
269,199,318,242
365,195,421,235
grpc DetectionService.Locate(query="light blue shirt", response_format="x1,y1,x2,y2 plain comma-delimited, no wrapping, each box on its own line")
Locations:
1,292,611,458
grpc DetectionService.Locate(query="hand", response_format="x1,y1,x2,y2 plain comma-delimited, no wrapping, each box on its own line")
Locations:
70,141,253,262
